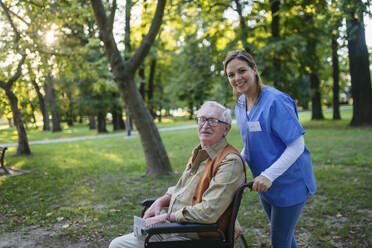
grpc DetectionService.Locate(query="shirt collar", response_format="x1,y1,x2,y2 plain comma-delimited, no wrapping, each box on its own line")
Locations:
190,138,228,163
204,138,228,160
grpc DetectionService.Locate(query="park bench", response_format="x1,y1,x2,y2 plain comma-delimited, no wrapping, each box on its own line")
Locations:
0,146,9,174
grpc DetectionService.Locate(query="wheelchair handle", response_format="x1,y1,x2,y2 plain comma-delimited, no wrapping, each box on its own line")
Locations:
247,181,254,189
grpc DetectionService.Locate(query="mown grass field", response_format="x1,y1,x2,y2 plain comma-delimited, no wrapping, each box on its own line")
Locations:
0,108,371,247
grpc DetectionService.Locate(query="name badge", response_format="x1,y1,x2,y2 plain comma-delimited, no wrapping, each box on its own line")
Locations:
248,121,262,132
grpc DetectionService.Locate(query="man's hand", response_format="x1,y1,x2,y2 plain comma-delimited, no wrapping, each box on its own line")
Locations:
252,175,272,192
143,194,171,219
143,199,162,219
144,213,167,227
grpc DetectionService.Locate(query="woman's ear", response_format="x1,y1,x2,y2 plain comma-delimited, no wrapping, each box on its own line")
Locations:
252,65,257,74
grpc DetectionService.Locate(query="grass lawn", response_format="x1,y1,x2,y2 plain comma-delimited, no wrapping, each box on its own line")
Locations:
0,108,371,247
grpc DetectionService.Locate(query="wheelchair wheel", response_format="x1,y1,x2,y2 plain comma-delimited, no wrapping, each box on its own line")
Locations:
236,234,248,248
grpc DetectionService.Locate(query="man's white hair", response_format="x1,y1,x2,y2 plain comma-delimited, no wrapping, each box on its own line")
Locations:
198,101,232,124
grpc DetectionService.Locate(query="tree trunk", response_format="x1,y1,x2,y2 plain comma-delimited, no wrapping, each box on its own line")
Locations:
139,63,146,100
5,89,31,155
112,110,119,131
234,0,252,55
89,116,96,129
66,93,74,127
112,104,125,131
124,0,132,59
7,118,12,127
158,106,162,122
156,76,164,122
113,110,124,131
125,106,132,136
148,58,156,117
118,77,171,175
91,0,172,175
234,0,251,54
66,112,74,126
0,51,30,154
124,0,132,135
346,9,372,126
302,103,309,110
305,22,324,120
332,34,341,120
188,101,194,120
310,72,324,120
118,109,126,130
32,80,50,130
45,78,62,132
66,101,74,127
97,112,107,133
270,0,281,90
30,101,38,128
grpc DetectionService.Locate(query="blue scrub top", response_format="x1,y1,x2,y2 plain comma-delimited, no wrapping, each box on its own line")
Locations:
235,87,316,207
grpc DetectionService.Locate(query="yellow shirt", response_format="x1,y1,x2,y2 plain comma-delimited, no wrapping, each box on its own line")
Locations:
166,138,245,223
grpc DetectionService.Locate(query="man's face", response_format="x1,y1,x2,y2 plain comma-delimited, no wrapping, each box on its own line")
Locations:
197,106,231,148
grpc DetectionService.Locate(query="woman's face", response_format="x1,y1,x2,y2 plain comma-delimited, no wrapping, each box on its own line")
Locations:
226,58,257,96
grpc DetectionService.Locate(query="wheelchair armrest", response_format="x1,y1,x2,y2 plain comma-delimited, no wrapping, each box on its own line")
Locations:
144,222,219,235
141,199,156,207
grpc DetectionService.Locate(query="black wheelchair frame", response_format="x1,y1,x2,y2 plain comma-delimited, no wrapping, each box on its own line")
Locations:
141,181,253,248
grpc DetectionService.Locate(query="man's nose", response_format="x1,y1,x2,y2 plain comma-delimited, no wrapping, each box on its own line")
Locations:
201,121,211,128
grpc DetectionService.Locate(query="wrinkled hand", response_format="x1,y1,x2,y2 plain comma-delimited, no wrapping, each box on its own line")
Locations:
143,199,163,219
144,213,167,227
252,175,272,192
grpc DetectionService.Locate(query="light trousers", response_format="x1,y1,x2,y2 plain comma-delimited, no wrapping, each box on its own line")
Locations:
109,232,196,248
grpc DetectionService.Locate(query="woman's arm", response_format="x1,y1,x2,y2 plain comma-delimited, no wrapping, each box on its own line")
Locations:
261,135,305,182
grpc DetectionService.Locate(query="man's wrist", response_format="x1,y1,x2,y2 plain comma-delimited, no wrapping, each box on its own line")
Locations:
166,213,172,222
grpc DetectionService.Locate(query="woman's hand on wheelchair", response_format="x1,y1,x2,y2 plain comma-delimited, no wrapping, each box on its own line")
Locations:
252,175,272,192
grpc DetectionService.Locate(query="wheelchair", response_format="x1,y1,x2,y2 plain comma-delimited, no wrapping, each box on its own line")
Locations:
141,181,253,248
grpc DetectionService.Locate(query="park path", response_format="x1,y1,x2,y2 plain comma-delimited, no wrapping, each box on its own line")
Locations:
0,124,198,147
0,106,352,147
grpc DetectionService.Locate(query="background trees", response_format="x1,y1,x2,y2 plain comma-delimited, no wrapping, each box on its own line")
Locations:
0,0,30,155
90,0,172,176
344,0,372,126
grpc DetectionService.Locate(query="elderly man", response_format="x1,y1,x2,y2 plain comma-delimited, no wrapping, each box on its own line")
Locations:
109,101,245,248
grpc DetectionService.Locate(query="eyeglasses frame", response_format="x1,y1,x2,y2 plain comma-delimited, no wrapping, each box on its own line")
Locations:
196,117,229,127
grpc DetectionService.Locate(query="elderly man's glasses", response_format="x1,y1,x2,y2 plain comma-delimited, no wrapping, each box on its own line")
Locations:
196,117,229,127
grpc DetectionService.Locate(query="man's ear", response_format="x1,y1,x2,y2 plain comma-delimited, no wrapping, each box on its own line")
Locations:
223,124,231,137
